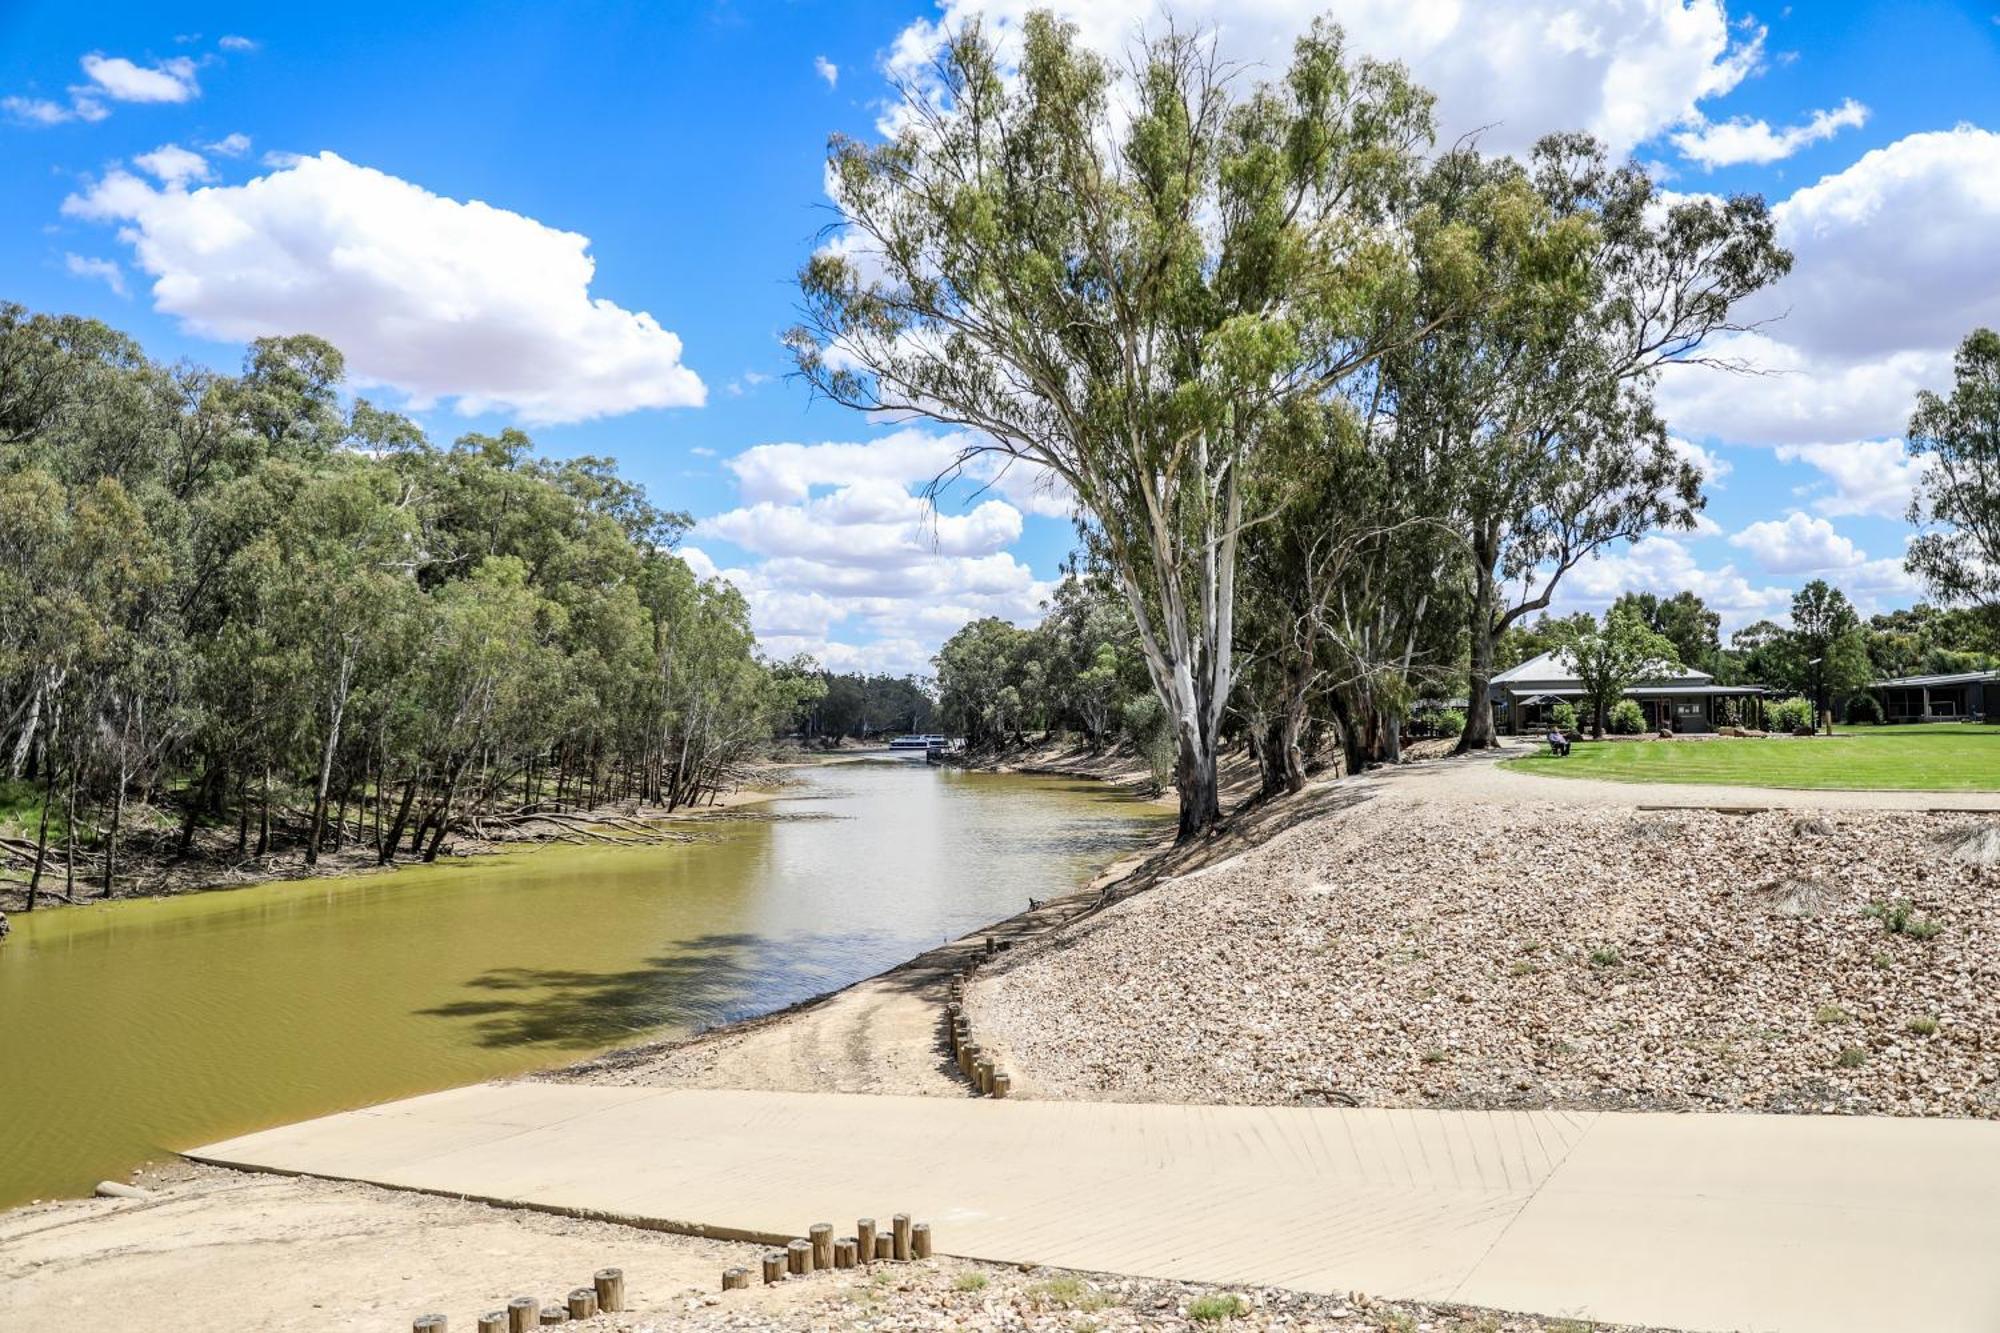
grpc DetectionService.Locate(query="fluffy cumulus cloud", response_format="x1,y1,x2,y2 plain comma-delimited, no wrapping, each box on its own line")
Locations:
887,0,1756,157
814,55,839,88
1671,98,1868,168
78,53,200,103
1772,440,1926,519
62,150,705,423
1660,126,2000,448
692,429,1066,673
1729,511,1864,574
64,253,126,296
1556,534,1791,630
133,142,212,186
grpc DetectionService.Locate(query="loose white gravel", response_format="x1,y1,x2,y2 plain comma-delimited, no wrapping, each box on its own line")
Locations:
971,790,2000,1118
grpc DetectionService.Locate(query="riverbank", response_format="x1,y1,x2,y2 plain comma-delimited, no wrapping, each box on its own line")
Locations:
966,753,2000,1119
0,766,789,923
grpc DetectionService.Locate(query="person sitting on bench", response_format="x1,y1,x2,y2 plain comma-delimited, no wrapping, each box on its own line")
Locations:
1545,723,1571,757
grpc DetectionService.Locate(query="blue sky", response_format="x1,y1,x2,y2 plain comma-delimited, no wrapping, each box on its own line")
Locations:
5,1,1999,673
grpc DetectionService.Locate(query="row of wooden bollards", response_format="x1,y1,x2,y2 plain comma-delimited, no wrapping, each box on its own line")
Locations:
947,960,1011,1098
411,1268,623,1333
742,1214,933,1289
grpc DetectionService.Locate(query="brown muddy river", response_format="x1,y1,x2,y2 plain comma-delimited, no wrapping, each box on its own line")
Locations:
0,759,1163,1208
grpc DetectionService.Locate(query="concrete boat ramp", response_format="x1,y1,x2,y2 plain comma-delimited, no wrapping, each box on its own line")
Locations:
187,1083,2000,1333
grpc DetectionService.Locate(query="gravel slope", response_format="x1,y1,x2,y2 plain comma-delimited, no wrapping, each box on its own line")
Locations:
971,778,2000,1118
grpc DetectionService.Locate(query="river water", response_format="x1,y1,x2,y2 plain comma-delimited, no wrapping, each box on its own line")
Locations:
0,759,1163,1208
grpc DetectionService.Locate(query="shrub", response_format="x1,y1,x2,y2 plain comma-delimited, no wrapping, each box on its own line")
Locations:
1119,694,1175,792
1906,1016,1939,1036
1551,701,1578,732
953,1273,989,1292
1188,1295,1246,1323
1865,899,1943,940
1606,699,1645,734
1588,946,1623,968
1768,696,1815,734
1835,1047,1867,1069
1844,692,1883,725
1814,1004,1852,1025
1434,707,1466,737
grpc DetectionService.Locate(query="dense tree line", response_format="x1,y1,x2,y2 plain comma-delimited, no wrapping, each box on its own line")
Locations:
791,671,935,740
795,11,1788,838
0,305,813,916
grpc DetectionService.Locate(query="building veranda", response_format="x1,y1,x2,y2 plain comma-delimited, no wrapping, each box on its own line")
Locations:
1490,650,1768,735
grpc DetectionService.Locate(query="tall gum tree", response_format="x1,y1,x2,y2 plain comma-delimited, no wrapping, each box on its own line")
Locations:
1905,328,2000,628
1380,138,1790,751
791,13,1438,840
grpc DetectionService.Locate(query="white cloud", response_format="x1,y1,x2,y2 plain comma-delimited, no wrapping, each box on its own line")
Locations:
814,55,839,89
1672,97,1867,168
1667,435,1732,487
219,35,258,53
132,143,211,186
690,428,1073,670
727,427,1075,519
64,253,126,296
1772,440,1925,519
1557,534,1792,631
2,95,73,126
63,150,705,424
1729,511,1863,574
77,54,200,104
1660,126,2000,448
205,131,251,156
887,0,1759,157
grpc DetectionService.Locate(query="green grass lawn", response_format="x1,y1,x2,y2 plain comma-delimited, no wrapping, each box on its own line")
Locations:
1504,724,2000,791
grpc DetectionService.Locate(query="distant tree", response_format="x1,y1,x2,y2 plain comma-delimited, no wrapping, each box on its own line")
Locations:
1788,580,1871,734
1560,605,1680,739
1613,590,1721,672
1905,329,2000,627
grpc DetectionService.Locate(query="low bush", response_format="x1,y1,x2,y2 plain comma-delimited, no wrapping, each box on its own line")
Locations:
1865,899,1944,940
1434,707,1466,737
1188,1295,1246,1323
1588,945,1623,968
1844,692,1883,725
1906,1015,1939,1036
1607,699,1645,735
1551,701,1579,733
1119,695,1175,792
1767,696,1815,734
1835,1047,1867,1069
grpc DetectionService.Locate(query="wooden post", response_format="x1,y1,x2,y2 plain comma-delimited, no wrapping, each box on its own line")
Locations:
762,1252,785,1284
810,1222,834,1270
875,1234,894,1261
413,1317,447,1333
892,1213,912,1260
992,1071,1011,1098
835,1238,858,1269
787,1238,812,1275
593,1268,625,1313
912,1222,932,1259
477,1314,507,1333
567,1288,598,1320
976,1057,994,1095
537,1308,564,1327
507,1297,539,1333
856,1217,876,1262
722,1267,749,1291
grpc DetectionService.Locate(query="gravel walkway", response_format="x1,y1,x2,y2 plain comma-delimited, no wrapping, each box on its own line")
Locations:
971,756,2000,1118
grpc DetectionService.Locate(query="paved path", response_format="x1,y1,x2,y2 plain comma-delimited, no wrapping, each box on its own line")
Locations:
188,1085,2000,1333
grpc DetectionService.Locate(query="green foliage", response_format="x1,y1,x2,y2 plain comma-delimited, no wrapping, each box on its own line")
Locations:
0,303,788,894
1835,1047,1868,1069
1607,699,1646,735
1767,697,1816,734
1613,590,1722,673
1121,694,1176,792
1905,329,2000,621
953,1273,989,1293
1905,1015,1939,1036
1434,708,1466,737
1844,692,1884,725
1561,606,1681,737
1865,900,1943,940
1550,701,1579,733
1588,946,1623,968
1186,1294,1246,1323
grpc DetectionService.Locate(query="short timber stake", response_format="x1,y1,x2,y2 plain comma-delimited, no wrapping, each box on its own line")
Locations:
507,1297,539,1333
893,1213,912,1260
788,1238,812,1275
413,1317,447,1333
810,1222,834,1270
876,1234,894,1261
567,1288,598,1320
856,1217,877,1262
912,1221,933,1259
722,1267,749,1291
835,1238,858,1269
762,1252,785,1284
593,1268,625,1313
477,1314,507,1333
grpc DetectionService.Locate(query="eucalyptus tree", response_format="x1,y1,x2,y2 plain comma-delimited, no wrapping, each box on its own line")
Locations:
791,13,1436,840
1905,328,2000,626
1380,138,1790,750
1560,605,1679,739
